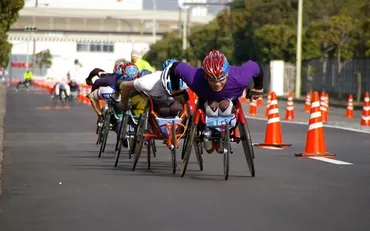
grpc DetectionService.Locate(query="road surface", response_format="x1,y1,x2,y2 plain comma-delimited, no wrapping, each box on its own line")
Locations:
1,88,370,231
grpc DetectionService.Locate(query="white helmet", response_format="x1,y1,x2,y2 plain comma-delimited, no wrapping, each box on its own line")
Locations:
160,63,185,95
160,63,173,96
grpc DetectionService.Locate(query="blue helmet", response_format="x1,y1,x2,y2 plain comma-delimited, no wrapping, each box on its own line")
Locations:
162,59,178,70
140,69,152,77
118,62,140,79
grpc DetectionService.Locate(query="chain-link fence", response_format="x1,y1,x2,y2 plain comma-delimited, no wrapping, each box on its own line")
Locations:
262,58,370,99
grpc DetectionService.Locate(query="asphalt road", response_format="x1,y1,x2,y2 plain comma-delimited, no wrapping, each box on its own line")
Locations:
1,88,370,231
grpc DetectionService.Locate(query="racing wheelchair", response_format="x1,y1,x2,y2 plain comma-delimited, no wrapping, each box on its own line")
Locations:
129,93,194,174
181,90,261,180
97,98,123,158
114,108,157,168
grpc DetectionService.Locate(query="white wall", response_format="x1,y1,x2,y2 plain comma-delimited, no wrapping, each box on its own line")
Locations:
25,0,143,10
10,40,150,83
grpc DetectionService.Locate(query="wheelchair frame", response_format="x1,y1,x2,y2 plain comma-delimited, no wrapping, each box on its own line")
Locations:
181,99,255,180
130,96,192,174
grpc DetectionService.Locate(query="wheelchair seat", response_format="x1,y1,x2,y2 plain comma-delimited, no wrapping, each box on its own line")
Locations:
155,117,183,136
205,115,237,131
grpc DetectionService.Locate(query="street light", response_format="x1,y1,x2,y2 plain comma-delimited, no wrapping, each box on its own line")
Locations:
106,16,133,40
24,26,37,72
295,0,303,98
152,0,157,43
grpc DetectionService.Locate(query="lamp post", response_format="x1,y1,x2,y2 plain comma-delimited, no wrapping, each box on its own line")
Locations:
152,0,157,43
24,26,37,72
295,0,303,98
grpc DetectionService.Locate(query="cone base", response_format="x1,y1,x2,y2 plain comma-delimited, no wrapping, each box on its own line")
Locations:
254,143,292,150
294,152,336,158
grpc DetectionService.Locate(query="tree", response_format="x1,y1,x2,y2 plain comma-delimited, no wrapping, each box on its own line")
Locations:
254,24,296,63
325,15,360,72
35,49,52,73
143,32,183,69
0,0,25,67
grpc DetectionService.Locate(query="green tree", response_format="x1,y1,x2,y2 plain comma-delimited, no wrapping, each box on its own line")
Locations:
144,32,183,69
35,49,52,73
325,15,360,72
0,0,25,67
254,24,296,63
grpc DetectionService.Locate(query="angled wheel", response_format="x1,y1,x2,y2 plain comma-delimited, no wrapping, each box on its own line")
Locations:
132,113,147,171
98,112,111,158
181,116,192,160
180,122,197,177
171,120,177,174
238,121,255,177
194,141,203,171
114,114,129,167
151,140,157,157
222,123,231,181
147,139,151,170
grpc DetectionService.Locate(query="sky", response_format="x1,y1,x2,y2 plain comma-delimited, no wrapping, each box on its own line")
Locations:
24,0,226,15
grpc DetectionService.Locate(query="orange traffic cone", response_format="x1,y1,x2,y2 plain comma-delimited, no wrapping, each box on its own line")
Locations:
254,92,292,149
257,97,263,107
320,91,328,122
249,100,257,116
345,94,354,119
284,92,295,120
295,91,335,158
265,92,271,117
360,92,370,127
304,92,311,113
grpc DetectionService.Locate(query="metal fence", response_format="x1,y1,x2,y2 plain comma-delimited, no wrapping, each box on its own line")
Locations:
262,58,370,99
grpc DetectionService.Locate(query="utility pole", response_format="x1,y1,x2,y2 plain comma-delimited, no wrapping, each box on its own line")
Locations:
295,0,303,98
24,26,37,73
152,0,157,43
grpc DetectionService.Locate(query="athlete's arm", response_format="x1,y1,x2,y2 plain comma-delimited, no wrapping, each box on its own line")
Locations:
85,68,106,85
252,62,264,90
91,75,115,92
168,62,198,91
119,81,135,110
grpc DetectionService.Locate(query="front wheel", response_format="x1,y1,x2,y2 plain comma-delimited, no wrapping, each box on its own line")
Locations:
238,121,255,177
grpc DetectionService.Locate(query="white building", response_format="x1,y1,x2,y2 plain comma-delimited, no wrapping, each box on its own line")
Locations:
8,3,215,82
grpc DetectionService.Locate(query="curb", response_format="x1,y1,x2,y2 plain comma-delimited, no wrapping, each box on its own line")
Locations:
0,85,7,196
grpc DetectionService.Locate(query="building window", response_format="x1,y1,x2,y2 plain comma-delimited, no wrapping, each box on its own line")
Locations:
76,43,114,53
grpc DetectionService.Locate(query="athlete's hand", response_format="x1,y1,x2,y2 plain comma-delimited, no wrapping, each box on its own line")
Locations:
247,88,263,101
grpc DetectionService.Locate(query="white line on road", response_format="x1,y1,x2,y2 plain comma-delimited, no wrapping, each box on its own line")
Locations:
246,116,370,134
309,157,354,165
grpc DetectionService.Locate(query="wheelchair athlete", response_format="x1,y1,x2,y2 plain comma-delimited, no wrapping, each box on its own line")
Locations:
50,81,71,100
162,50,264,154
86,63,140,136
119,59,188,119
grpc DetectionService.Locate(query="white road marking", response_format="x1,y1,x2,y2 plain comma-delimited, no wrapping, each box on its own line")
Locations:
309,157,354,165
246,116,370,134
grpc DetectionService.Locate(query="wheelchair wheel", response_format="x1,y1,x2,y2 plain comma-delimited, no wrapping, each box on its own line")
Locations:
181,116,192,160
96,120,104,145
171,120,177,174
194,141,203,171
180,122,197,177
221,123,231,181
151,140,157,157
98,112,111,158
238,121,256,177
132,113,147,171
114,114,129,167
147,139,151,170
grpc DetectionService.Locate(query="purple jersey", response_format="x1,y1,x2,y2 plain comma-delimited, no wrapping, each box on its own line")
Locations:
174,61,261,102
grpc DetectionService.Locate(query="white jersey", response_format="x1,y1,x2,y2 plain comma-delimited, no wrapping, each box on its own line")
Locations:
133,71,173,104
97,86,115,99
